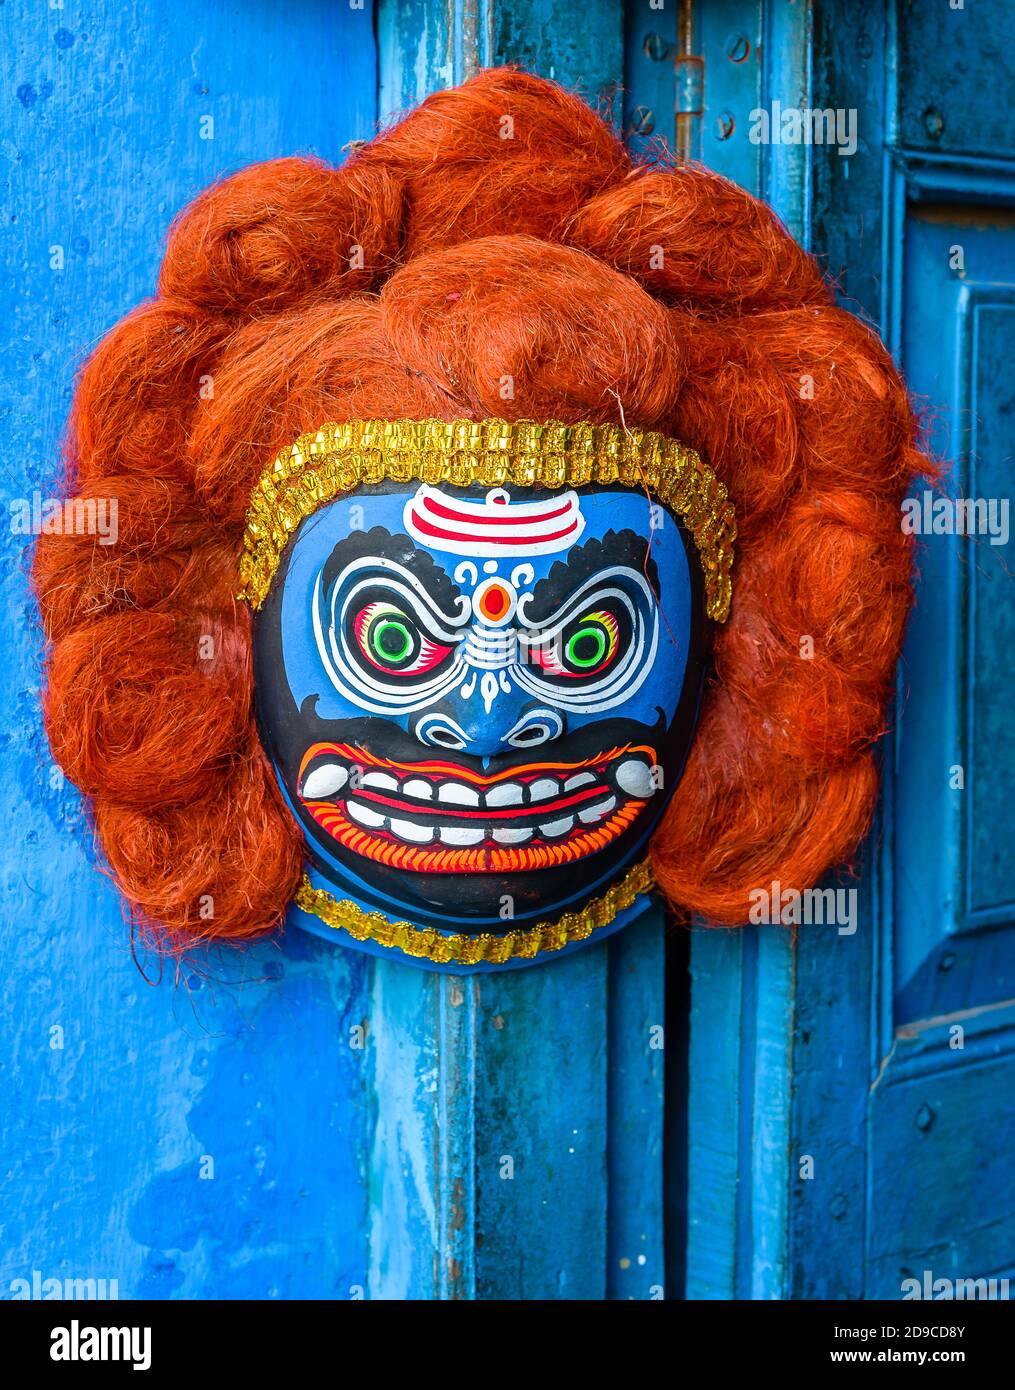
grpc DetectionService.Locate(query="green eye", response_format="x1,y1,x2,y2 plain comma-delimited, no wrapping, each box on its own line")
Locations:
566,625,608,669
352,600,454,678
555,609,620,677
370,615,413,665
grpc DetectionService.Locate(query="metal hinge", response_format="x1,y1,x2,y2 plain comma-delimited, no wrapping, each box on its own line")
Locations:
675,52,704,161
674,0,703,161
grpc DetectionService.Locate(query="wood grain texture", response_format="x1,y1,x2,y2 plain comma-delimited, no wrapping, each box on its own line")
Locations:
686,0,1015,1300
374,0,666,1301
800,0,1015,1301
683,0,808,1301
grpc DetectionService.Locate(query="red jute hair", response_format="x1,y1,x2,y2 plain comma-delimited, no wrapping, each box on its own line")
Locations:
33,68,927,948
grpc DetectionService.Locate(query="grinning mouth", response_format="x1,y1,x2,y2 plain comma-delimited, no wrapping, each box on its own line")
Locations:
296,740,658,873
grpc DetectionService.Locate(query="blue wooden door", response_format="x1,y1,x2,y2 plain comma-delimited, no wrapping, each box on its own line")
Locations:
634,0,1015,1298
862,5,1015,1296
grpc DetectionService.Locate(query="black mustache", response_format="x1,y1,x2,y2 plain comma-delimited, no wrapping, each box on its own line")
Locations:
296,698,666,775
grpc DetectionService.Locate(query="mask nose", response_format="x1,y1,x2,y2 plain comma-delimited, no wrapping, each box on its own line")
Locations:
502,707,565,749
409,702,567,756
412,710,472,752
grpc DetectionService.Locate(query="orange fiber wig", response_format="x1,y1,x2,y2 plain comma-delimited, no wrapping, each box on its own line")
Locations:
33,68,926,947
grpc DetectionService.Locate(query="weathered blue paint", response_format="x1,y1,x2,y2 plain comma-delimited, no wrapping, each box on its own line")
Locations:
7,0,1010,1304
878,195,1015,1291
0,0,670,1303
897,211,1015,1020
370,0,668,1300
683,0,809,1301
623,0,680,159
379,0,496,104
831,0,1015,1298
896,0,1015,159
697,0,765,196
685,926,742,1297
0,0,377,1300
684,0,1015,1300
606,911,666,1299
492,0,624,113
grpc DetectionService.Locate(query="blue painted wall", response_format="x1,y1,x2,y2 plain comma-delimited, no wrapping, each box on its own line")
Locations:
2,0,667,1303
1,0,378,1300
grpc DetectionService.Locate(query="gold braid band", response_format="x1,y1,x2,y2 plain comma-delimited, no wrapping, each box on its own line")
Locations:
294,859,654,966
239,418,736,621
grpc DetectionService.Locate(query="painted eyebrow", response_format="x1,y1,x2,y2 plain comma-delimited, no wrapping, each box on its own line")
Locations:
321,526,464,614
522,530,660,626
336,569,472,643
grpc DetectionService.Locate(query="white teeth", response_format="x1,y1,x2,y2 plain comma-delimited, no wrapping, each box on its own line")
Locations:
389,819,434,844
348,801,385,829
615,759,655,799
540,816,575,838
529,778,560,803
564,772,597,791
301,763,348,799
492,827,534,844
439,826,485,846
579,797,616,824
438,782,481,807
486,781,524,807
403,778,433,800
361,771,399,792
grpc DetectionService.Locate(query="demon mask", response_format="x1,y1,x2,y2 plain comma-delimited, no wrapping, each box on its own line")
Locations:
244,418,733,966
35,68,923,972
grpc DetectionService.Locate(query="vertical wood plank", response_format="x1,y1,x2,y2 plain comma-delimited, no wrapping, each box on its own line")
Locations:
684,0,812,1300
492,0,624,112
366,967,438,1298
607,908,667,1299
686,928,744,1297
373,0,663,1300
474,950,609,1298
437,975,478,1299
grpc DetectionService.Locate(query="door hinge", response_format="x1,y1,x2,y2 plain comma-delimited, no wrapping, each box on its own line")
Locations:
675,54,704,160
674,0,702,161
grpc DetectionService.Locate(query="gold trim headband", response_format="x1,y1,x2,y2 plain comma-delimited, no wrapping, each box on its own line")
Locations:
238,418,736,620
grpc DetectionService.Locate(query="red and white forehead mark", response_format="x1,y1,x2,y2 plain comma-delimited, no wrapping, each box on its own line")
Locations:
402,486,587,717
403,485,585,557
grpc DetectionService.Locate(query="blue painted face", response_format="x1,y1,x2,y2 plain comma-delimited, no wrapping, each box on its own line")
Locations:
253,482,707,933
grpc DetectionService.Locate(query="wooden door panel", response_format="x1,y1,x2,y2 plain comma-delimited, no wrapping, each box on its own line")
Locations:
897,0,1015,157
896,211,1015,1023
867,1003,1015,1297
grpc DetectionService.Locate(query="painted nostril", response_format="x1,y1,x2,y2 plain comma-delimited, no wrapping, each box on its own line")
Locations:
512,727,546,745
431,730,463,748
504,708,565,748
413,711,470,750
